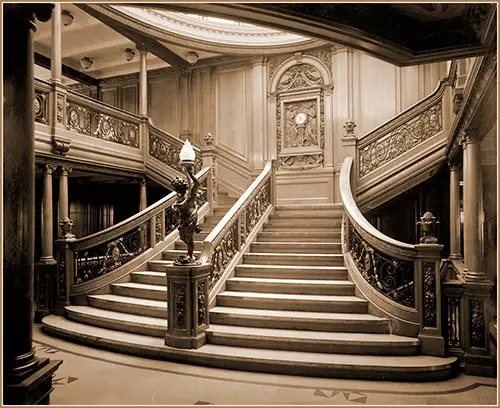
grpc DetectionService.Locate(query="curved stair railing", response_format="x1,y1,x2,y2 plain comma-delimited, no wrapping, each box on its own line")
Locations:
55,166,212,312
199,160,277,306
351,75,453,211
340,156,446,356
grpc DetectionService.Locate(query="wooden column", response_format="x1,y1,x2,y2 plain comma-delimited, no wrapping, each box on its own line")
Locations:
449,162,462,259
137,42,148,117
50,3,62,83
140,178,147,211
58,166,70,229
40,164,56,263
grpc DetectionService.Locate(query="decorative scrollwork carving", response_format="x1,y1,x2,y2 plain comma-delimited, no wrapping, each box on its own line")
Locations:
277,64,323,92
149,132,203,174
174,282,186,328
359,102,443,177
446,296,461,347
155,213,163,243
56,95,64,124
349,225,414,307
423,262,437,327
209,222,238,291
197,281,207,326
470,299,485,347
279,153,324,171
57,249,66,299
34,91,48,124
74,224,149,284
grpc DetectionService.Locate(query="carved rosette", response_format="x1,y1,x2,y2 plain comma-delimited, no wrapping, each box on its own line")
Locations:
423,262,437,327
197,281,207,326
349,225,415,307
470,299,485,347
174,282,186,328
359,102,443,177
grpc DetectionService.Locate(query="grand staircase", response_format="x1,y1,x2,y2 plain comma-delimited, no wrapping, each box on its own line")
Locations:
43,201,457,381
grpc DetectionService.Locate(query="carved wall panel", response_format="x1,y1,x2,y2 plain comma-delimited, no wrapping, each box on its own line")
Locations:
283,100,319,149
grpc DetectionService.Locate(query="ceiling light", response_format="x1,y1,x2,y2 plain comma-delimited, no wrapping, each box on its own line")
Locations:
61,10,74,26
80,57,93,70
185,51,199,65
123,48,135,62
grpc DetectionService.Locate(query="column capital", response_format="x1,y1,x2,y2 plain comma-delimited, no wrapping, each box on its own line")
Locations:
59,166,72,176
43,164,57,174
136,42,148,53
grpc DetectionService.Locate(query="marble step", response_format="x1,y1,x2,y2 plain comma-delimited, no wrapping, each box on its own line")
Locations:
216,292,368,313
234,264,348,280
209,307,390,333
250,242,342,254
43,315,458,382
257,231,341,242
162,249,201,261
243,252,344,266
88,294,168,318
148,260,174,272
131,271,166,286
111,282,168,301
206,325,420,356
226,277,355,295
65,305,166,337
267,218,341,228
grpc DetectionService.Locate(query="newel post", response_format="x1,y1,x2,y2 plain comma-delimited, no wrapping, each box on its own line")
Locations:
270,159,277,210
340,120,357,200
415,212,445,356
201,132,217,213
55,217,76,315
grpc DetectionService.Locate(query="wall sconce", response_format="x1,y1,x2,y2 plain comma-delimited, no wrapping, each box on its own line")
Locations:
185,51,199,65
61,10,74,26
80,57,93,70
123,48,135,62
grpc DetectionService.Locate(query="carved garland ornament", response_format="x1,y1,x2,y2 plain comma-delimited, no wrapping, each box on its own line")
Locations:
174,282,186,328
359,102,443,177
470,299,485,347
423,262,437,327
197,281,207,326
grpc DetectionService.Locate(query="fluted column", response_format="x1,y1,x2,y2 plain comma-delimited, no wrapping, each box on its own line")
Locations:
140,178,147,211
50,3,62,83
462,135,484,279
137,42,148,117
40,165,56,264
449,162,462,259
4,4,61,404
58,166,70,229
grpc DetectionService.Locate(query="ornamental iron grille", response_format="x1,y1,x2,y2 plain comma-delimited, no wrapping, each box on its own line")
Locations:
349,224,415,307
66,101,139,148
359,101,443,177
446,296,461,347
74,223,150,284
149,132,203,174
423,262,437,327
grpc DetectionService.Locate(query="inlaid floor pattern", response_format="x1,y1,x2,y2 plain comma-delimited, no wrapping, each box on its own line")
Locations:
44,200,458,381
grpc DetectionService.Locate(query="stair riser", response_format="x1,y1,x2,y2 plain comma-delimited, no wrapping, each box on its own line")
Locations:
263,226,341,233
209,313,389,333
66,309,165,338
216,296,367,313
250,244,342,254
268,219,341,228
112,285,167,301
131,273,166,286
88,297,167,319
175,241,204,251
258,235,340,242
226,281,355,296
243,255,344,266
235,267,347,280
148,261,171,273
206,333,419,356
272,212,343,219
163,251,201,261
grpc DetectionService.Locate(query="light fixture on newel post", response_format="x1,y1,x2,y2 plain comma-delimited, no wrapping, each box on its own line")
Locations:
179,139,196,167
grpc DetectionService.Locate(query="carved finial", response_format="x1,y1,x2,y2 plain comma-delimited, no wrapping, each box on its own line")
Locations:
59,217,76,240
417,212,440,244
343,119,357,137
204,133,215,146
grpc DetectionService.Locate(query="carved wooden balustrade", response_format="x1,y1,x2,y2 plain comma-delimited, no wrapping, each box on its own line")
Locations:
340,156,445,356
199,161,276,304
55,167,211,313
34,78,51,125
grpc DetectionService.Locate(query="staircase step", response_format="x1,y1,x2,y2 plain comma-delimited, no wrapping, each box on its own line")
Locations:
268,218,341,228
258,231,341,242
244,253,344,266
175,241,204,251
250,242,341,254
235,264,348,280
271,211,343,219
206,325,420,355
88,294,168,318
162,249,201,261
276,204,343,211
42,315,458,382
111,282,167,301
216,292,367,313
131,271,166,286
65,305,166,337
209,307,389,333
148,260,174,272
263,226,341,233
226,277,355,295
194,232,210,240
